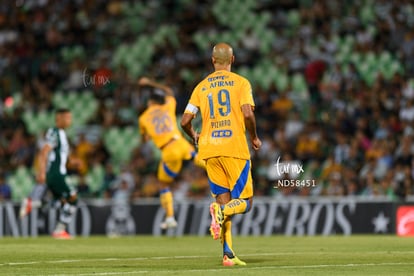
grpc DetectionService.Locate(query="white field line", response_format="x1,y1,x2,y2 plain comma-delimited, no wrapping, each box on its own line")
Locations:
0,255,207,266
2,252,414,268
4,250,414,264
2,251,414,266
48,262,414,276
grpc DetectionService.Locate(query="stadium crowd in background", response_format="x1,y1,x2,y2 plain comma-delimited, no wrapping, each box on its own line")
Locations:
0,0,414,202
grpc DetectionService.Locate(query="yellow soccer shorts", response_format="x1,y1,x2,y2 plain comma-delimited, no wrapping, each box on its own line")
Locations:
206,156,253,199
158,138,203,183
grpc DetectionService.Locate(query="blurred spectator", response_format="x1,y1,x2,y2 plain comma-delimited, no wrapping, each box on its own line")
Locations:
346,178,360,196
360,171,381,197
0,172,11,200
92,138,111,165
324,172,345,196
8,127,36,167
304,59,326,104
63,59,85,91
359,155,388,181
74,133,95,175
285,110,305,140
186,165,209,199
140,174,159,198
271,90,294,119
395,134,414,166
112,179,132,202
295,126,321,162
400,99,414,122
320,63,343,100
101,162,117,199
77,176,91,198
333,132,350,164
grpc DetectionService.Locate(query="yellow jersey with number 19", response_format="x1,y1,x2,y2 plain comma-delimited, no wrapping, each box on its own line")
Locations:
184,70,254,160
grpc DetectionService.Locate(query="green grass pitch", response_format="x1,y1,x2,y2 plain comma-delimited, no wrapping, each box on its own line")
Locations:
1,235,414,275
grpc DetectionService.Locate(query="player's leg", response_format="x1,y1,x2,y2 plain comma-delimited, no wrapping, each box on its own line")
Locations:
19,183,48,218
214,157,253,266
207,157,253,229
158,180,177,229
220,216,246,266
191,151,206,169
222,158,253,216
222,197,252,216
224,158,253,265
48,174,77,239
206,157,228,240
158,146,184,229
158,139,199,229
206,157,247,266
181,137,206,170
216,193,235,261
53,194,77,239
221,216,233,256
215,192,248,266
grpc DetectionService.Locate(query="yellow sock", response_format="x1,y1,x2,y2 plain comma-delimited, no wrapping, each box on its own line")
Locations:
221,216,234,257
222,199,250,216
160,188,174,217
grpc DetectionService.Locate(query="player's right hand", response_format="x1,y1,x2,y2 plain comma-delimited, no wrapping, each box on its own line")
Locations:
193,132,200,148
251,137,262,151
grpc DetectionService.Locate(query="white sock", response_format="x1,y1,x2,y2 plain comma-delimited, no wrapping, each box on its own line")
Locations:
54,222,66,233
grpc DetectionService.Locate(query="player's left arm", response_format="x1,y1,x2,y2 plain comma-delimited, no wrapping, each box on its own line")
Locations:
138,77,174,96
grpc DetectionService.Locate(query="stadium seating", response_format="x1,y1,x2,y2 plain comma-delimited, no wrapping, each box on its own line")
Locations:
359,1,376,26
287,9,301,29
21,90,99,137
179,68,195,84
8,166,35,201
3,0,413,201
290,73,308,100
331,31,404,85
60,45,85,62
103,126,140,166
22,109,54,136
113,24,179,79
85,163,105,195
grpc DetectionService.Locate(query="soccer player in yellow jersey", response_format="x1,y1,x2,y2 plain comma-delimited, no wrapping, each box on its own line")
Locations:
138,77,205,230
181,43,262,266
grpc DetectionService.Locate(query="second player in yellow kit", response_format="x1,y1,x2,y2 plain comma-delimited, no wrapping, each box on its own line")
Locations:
138,77,204,230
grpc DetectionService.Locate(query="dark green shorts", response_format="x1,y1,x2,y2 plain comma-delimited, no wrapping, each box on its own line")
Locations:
46,172,74,200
